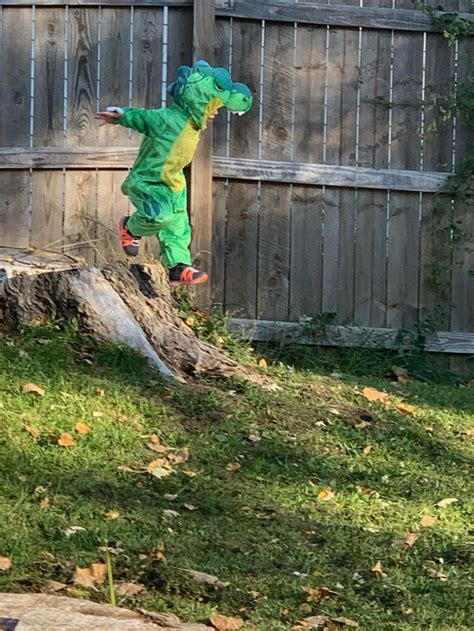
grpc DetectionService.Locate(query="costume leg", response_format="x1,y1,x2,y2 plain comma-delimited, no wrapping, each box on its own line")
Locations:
157,187,192,269
126,190,172,238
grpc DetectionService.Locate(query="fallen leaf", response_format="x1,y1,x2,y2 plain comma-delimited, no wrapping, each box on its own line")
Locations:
371,560,387,578
155,551,167,563
150,434,161,444
331,617,359,627
19,349,29,359
361,387,389,404
427,568,448,581
363,527,380,533
420,515,437,527
303,586,340,602
362,445,373,455
92,411,103,418
354,421,371,430
293,616,328,629
73,562,106,588
163,509,180,518
146,458,171,473
184,503,198,511
164,493,177,501
436,497,458,508
405,532,419,547
40,497,50,510
258,358,268,370
95,388,105,397
25,425,41,439
75,422,91,435
57,432,74,447
115,582,144,597
248,434,262,443
45,580,67,592
105,510,120,520
466,379,474,388
146,442,169,454
226,462,241,472
391,365,409,378
22,383,45,397
299,603,312,614
64,526,86,538
168,447,189,465
396,403,415,416
209,614,244,630
317,486,335,501
0,556,12,571
184,569,229,588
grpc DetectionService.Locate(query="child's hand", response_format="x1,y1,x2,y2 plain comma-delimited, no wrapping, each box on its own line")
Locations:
95,110,122,125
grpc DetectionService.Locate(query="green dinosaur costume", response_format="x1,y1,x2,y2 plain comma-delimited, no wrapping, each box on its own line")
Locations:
113,60,252,268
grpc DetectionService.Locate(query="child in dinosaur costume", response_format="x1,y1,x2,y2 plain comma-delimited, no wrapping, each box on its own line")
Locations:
96,60,252,286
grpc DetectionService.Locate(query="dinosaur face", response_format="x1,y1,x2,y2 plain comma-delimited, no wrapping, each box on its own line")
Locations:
168,60,253,130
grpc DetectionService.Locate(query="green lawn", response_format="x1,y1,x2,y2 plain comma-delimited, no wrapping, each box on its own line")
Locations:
0,324,473,630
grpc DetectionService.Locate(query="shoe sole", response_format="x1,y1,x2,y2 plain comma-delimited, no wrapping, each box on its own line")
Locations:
169,275,208,288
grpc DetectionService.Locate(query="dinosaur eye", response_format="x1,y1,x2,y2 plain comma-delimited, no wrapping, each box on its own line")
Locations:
214,82,224,92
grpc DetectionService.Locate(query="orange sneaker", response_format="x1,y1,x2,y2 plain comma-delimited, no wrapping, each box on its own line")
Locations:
119,216,141,256
169,264,208,287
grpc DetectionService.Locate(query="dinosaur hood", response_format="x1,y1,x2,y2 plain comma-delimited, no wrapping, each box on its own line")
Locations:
167,60,253,130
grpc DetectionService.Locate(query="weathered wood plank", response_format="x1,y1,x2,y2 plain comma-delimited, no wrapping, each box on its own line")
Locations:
215,0,474,32
67,7,99,146
96,170,130,261
229,318,474,355
293,24,326,164
132,7,163,110
211,179,227,309
228,18,261,159
257,183,291,320
5,0,192,6
289,186,323,321
0,9,32,249
386,192,420,328
34,8,65,147
0,150,452,192
354,190,388,327
224,181,259,318
190,0,215,306
98,8,131,146
166,6,193,107
31,171,65,251
64,170,97,264
451,201,474,332
213,18,231,157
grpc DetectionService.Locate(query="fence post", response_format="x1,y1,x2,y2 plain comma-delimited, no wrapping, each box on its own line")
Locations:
190,0,216,307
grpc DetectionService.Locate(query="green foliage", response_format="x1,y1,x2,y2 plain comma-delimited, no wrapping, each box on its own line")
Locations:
424,5,474,43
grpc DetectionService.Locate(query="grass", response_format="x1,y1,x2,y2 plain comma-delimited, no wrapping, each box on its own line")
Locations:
0,323,473,630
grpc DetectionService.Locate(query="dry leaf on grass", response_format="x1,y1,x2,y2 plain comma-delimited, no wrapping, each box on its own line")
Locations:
149,433,161,444
64,526,86,538
317,486,335,501
184,503,198,511
164,493,177,501
427,568,448,581
404,532,419,547
73,562,106,588
294,616,359,629
168,447,189,465
362,445,373,455
258,358,268,370
354,421,371,430
105,510,120,520
163,509,180,518
371,560,387,578
436,497,458,508
92,411,103,418
210,614,244,630
226,462,241,472
145,458,173,479
420,515,437,527
0,556,12,571
57,432,74,447
146,442,169,454
184,569,230,588
303,586,340,603
75,422,91,434
22,383,45,397
115,582,144,597
40,497,50,510
25,425,41,439
396,403,415,416
331,617,359,627
391,366,409,378
361,387,389,404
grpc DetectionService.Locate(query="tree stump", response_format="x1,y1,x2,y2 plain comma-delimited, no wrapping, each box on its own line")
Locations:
0,248,271,386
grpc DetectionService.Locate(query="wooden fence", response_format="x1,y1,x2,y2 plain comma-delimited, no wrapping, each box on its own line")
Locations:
1,0,473,354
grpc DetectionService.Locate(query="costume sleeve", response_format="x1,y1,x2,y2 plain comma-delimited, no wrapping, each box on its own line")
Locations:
116,107,167,137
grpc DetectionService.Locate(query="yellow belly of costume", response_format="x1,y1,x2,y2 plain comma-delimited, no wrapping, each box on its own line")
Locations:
162,121,200,192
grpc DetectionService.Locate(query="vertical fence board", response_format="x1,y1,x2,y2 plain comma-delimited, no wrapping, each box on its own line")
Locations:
229,19,261,159
167,7,193,107
213,17,231,157
133,7,163,111
99,8,131,146
34,8,65,147
289,186,323,321
64,170,97,265
96,170,129,261
212,179,227,309
31,171,64,251
1,9,32,248
225,181,259,318
293,24,326,164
